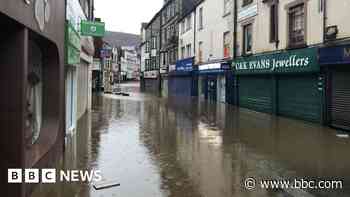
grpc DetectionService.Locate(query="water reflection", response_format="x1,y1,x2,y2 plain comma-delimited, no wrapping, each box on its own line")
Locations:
32,90,350,197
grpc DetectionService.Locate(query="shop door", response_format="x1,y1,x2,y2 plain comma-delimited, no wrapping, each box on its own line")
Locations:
239,76,273,113
217,76,226,103
278,75,321,122
331,71,350,130
208,77,217,101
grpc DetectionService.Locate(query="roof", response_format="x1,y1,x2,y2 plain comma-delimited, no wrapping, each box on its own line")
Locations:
103,31,141,48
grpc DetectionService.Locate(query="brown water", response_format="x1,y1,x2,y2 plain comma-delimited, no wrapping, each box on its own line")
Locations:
31,83,350,197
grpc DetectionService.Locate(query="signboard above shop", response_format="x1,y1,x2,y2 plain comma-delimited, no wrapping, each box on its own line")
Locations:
233,48,319,74
81,20,105,37
176,57,194,72
319,44,350,65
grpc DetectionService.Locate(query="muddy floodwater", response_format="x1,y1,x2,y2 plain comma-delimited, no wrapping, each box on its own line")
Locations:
32,83,350,197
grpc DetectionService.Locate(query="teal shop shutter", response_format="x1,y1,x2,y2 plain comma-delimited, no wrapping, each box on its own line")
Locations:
238,76,273,113
277,74,321,122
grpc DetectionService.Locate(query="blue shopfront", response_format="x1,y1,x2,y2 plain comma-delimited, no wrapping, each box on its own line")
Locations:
168,57,198,97
197,61,233,103
319,44,350,130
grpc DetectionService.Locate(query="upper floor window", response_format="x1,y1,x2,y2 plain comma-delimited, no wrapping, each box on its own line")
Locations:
198,41,203,63
186,44,192,58
186,15,192,31
223,31,231,58
181,20,185,34
288,3,306,47
243,23,253,54
199,7,204,30
224,0,231,15
270,3,278,43
242,0,253,7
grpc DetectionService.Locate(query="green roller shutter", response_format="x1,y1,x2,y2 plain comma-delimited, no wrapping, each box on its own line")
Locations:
277,75,321,122
239,76,273,113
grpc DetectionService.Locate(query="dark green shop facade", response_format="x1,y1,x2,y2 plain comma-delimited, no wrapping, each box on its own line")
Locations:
233,48,325,123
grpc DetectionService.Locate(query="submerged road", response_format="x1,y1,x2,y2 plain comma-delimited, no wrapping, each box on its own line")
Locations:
32,82,350,197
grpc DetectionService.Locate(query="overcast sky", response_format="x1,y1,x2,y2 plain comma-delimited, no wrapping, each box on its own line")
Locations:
94,0,163,35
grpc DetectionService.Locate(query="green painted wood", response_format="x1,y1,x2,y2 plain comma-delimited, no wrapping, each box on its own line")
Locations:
277,75,321,122
238,76,273,113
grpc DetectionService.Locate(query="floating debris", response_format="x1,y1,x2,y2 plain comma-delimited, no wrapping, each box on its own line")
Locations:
93,181,121,190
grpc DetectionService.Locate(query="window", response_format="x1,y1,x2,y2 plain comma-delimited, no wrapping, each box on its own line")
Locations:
242,0,253,7
152,37,157,49
198,41,203,63
288,4,306,47
27,40,43,145
181,20,185,34
243,23,253,54
270,3,278,42
224,0,231,15
181,47,186,59
199,7,203,30
146,41,150,53
223,31,231,58
186,15,192,31
186,44,192,58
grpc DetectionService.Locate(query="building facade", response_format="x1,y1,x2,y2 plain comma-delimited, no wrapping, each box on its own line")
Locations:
66,0,95,135
232,0,326,123
143,12,162,95
0,0,66,196
318,0,350,130
195,0,233,103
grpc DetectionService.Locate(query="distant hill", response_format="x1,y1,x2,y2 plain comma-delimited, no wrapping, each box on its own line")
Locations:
103,31,141,48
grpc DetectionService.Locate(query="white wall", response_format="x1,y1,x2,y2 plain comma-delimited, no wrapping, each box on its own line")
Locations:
195,0,233,63
236,0,324,56
178,12,196,59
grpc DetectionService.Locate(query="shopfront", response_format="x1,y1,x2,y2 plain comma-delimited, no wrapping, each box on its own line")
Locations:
197,61,231,103
233,48,323,123
144,70,160,95
169,57,197,97
320,45,350,130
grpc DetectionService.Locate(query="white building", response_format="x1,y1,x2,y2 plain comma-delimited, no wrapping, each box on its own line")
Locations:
121,46,139,80
195,0,233,103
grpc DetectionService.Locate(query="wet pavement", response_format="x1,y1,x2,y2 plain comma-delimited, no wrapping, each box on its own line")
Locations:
31,82,350,197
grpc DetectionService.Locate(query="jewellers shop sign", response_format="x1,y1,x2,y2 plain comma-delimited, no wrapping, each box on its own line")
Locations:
233,48,319,74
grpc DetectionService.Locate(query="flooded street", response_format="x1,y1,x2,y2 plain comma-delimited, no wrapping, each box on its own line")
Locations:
32,82,350,197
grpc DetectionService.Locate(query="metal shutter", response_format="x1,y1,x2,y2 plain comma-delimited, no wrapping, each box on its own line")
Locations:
238,76,273,113
331,71,350,130
278,75,321,122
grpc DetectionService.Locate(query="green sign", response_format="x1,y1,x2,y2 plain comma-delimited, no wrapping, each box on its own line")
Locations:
65,22,81,65
81,20,105,37
233,48,319,74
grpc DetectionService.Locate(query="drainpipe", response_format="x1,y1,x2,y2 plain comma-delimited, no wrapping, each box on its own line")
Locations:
233,0,238,106
233,0,237,59
323,0,327,43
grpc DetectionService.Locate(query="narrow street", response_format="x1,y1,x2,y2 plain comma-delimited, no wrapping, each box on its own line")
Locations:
31,82,350,197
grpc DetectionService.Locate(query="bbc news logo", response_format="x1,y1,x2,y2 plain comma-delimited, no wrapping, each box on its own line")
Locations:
8,169,102,183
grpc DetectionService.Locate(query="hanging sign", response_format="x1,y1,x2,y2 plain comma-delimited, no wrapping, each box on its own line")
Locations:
81,20,105,37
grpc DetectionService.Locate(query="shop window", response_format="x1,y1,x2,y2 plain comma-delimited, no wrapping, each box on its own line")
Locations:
288,3,306,47
223,31,231,58
243,23,253,54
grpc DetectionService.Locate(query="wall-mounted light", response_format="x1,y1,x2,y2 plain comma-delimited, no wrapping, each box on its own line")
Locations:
24,0,31,5
325,25,338,40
